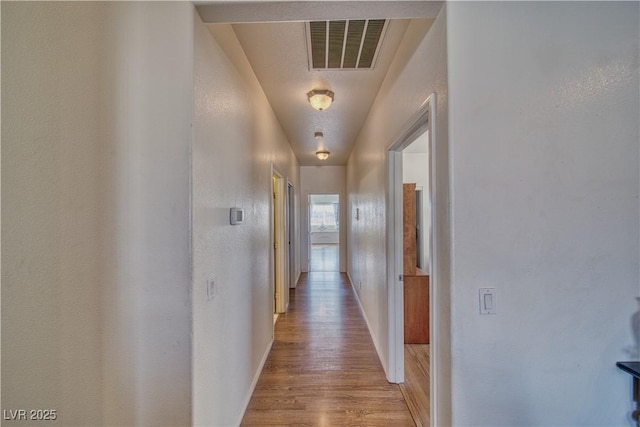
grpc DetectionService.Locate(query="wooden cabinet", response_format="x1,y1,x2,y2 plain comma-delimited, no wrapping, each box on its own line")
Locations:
403,183,429,344
404,271,429,344
403,183,417,276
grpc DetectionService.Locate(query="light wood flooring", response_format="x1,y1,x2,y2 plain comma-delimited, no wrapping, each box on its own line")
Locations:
400,344,430,427
241,272,415,426
309,243,339,272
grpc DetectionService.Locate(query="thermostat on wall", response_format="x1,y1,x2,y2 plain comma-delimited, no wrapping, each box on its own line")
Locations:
230,208,244,225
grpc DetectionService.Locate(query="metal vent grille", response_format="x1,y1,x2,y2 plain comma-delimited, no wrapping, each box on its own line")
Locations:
307,19,387,70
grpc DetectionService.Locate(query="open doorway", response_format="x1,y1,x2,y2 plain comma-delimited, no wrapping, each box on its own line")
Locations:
308,194,340,272
399,131,430,427
387,94,437,427
287,182,297,288
272,168,288,320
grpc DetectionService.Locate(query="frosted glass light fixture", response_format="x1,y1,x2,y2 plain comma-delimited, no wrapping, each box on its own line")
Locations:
316,150,330,160
307,89,334,111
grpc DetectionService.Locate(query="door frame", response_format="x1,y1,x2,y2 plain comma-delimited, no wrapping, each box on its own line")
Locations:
287,181,297,288
415,186,424,271
307,193,340,272
271,165,288,314
386,93,438,421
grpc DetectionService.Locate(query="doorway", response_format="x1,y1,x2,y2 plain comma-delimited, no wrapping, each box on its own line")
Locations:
287,183,297,288
308,194,340,272
386,94,437,426
272,168,288,317
398,132,430,427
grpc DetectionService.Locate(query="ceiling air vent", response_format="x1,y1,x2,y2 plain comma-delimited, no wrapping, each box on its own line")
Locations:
307,19,387,70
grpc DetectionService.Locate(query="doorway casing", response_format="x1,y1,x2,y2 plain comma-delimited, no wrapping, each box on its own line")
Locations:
272,165,288,315
287,182,297,288
386,93,439,424
307,193,341,272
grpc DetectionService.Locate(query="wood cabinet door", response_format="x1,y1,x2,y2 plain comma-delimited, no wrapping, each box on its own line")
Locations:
403,183,417,276
404,274,429,344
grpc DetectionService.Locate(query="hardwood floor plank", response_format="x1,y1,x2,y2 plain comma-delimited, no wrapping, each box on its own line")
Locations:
309,243,340,272
399,344,430,427
241,273,415,426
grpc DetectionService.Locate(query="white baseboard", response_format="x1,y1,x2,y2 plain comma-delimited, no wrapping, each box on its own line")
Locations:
235,338,273,426
346,271,354,289
346,273,389,379
290,270,301,288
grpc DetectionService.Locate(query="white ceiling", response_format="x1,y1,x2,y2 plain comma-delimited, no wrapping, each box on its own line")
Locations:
198,1,442,166
229,19,411,165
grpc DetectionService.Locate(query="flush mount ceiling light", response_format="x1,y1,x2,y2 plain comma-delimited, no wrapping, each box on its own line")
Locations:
307,89,334,111
316,150,330,160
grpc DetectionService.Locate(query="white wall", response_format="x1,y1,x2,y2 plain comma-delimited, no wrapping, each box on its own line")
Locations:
300,166,347,272
3,4,105,424
192,16,300,426
446,2,639,425
403,150,430,273
346,12,451,424
2,2,194,426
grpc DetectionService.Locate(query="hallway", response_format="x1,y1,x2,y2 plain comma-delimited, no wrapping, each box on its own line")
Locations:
241,272,415,426
4,2,637,425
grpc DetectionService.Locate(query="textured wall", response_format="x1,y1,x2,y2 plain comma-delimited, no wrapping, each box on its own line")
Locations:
192,17,300,426
2,4,106,424
346,12,450,424
446,2,639,425
98,5,194,425
2,3,194,426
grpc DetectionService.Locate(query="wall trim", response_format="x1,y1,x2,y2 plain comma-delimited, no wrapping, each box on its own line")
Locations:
347,272,389,379
385,97,431,384
236,338,274,426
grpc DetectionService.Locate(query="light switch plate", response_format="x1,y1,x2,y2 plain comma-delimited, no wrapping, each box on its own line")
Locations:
230,208,244,225
479,288,496,315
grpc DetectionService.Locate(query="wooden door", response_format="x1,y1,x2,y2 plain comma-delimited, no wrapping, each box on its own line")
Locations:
403,183,429,344
403,183,417,276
